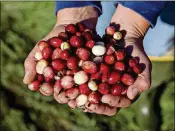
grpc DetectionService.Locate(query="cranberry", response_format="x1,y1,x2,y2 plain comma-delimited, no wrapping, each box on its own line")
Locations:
52,48,62,60
90,72,101,81
108,71,121,84
28,80,40,91
42,46,53,60
76,48,90,61
83,31,93,41
86,40,95,49
65,88,80,99
76,22,86,32
105,26,115,36
114,61,125,72
37,74,44,82
54,80,62,89
48,37,63,48
82,61,97,74
79,83,91,95
88,92,101,104
111,83,123,96
106,46,115,55
133,64,142,74
98,83,109,95
102,75,108,83
115,49,125,61
52,59,66,71
43,66,55,80
76,32,82,37
67,56,78,69
65,24,77,34
38,40,48,51
58,32,68,41
104,55,115,65
129,58,138,68
100,63,110,75
60,49,70,60
121,73,135,86
70,36,83,47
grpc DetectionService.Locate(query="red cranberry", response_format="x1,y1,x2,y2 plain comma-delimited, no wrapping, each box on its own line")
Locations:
88,92,101,104
86,40,95,49
54,80,62,89
111,83,123,96
108,71,121,84
58,32,68,41
28,80,40,91
104,55,115,65
83,31,93,41
42,46,53,60
98,83,109,95
82,61,97,74
100,63,110,75
38,40,48,51
60,49,70,60
67,56,78,69
76,48,90,61
52,59,66,71
90,72,101,81
52,48,62,60
43,66,55,80
106,46,115,55
121,73,135,86
65,87,80,99
133,64,142,74
102,75,108,83
127,67,134,73
76,32,82,37
129,58,138,68
79,83,91,95
114,61,125,72
70,36,83,47
105,26,115,36
37,74,44,82
48,37,63,48
115,49,125,61
65,24,77,34
76,23,86,32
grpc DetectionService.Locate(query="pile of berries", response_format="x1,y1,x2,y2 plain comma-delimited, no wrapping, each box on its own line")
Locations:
28,23,142,110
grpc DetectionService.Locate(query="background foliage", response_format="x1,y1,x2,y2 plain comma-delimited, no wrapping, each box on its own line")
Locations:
1,2,174,131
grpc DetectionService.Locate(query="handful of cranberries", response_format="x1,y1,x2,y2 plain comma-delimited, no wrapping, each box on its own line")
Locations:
28,23,142,111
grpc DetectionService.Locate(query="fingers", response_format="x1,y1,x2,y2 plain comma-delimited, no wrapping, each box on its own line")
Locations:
85,102,117,116
127,54,151,100
23,45,40,84
68,99,76,109
23,25,65,84
54,91,69,104
101,94,132,108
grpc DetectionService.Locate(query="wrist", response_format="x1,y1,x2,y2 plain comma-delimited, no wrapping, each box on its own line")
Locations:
111,4,150,39
56,6,99,29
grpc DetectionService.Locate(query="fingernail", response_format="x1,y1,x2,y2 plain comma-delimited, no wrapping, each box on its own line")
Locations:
132,88,139,99
24,72,30,78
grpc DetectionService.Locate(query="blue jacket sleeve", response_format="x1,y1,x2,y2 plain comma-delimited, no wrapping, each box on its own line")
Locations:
119,1,167,27
55,1,102,16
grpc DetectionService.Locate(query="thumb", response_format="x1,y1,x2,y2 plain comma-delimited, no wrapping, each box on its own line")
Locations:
23,58,37,84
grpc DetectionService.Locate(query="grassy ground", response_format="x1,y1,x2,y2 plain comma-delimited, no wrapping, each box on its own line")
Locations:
1,2,174,131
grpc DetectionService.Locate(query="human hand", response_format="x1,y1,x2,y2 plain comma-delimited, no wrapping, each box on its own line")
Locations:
23,6,118,116
101,4,152,108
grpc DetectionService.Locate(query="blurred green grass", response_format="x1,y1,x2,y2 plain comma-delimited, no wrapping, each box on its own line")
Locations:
1,2,174,131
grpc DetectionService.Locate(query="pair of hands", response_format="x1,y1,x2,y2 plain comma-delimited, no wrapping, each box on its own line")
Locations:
23,4,152,116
